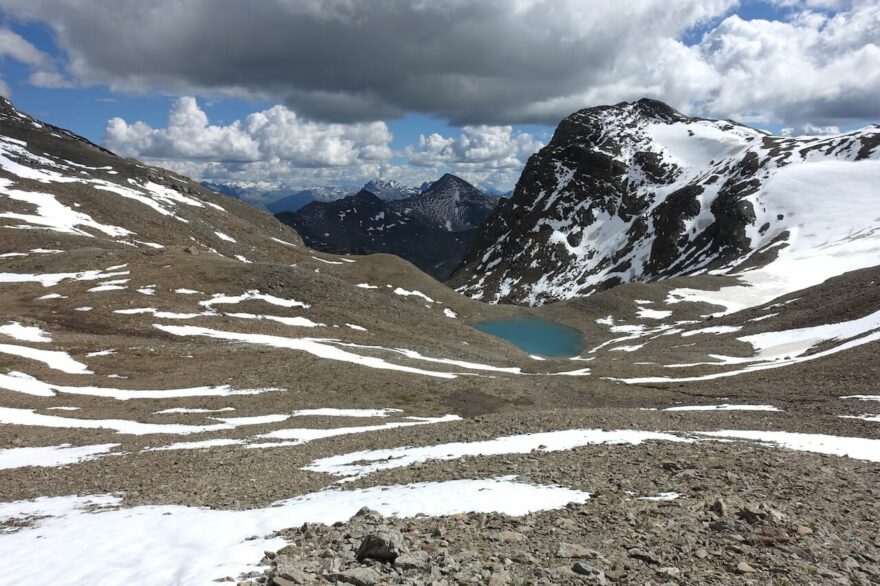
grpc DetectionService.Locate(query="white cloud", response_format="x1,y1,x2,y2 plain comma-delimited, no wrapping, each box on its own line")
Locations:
104,98,542,191
696,3,880,126
0,27,50,96
0,27,46,67
406,126,543,169
801,122,841,135
105,97,392,166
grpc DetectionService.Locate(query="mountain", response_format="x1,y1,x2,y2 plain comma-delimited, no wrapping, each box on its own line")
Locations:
450,98,880,305
479,184,514,197
276,174,498,279
393,173,499,231
200,181,351,212
362,178,420,200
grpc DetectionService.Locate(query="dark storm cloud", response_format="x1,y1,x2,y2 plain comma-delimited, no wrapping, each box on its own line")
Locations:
0,0,743,124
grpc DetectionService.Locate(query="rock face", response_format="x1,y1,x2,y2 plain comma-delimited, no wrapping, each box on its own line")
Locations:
394,173,498,232
449,98,880,305
277,174,498,279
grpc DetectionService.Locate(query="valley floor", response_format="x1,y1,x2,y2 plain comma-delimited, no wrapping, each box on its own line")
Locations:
1,247,878,585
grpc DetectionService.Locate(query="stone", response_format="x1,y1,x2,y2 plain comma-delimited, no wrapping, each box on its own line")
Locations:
556,543,595,558
628,548,661,565
331,567,381,586
656,567,681,579
274,557,312,584
694,548,708,559
395,550,431,571
572,562,607,584
735,561,757,574
494,530,527,543
356,529,409,563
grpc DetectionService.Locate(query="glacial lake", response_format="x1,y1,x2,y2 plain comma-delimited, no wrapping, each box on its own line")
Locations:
474,317,584,357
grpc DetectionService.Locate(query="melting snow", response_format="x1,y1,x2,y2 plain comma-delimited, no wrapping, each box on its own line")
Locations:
0,321,51,343
0,443,120,470
0,371,279,400
0,478,588,585
200,290,309,309
393,287,435,302
307,429,691,481
662,404,780,412
0,346,91,374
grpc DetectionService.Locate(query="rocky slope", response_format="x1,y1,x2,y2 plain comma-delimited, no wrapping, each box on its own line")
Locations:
1,97,878,586
276,174,498,279
393,173,498,232
450,99,880,305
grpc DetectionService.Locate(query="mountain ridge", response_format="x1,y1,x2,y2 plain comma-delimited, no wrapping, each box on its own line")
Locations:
276,173,498,279
450,98,880,305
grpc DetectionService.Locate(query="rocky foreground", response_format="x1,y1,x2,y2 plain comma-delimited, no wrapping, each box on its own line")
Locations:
248,441,880,585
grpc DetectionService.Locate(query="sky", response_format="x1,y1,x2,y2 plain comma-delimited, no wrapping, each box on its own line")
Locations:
0,0,878,192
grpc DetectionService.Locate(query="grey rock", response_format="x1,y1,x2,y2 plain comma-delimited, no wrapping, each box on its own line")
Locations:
571,562,606,584
628,548,661,565
395,551,431,571
331,567,381,586
356,529,409,563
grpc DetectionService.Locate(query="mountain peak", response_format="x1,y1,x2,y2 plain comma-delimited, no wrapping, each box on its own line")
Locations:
451,103,880,305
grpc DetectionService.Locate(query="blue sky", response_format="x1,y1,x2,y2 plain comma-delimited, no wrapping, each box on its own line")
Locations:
0,1,876,190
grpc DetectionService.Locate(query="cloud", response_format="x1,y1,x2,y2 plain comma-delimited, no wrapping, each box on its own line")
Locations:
406,126,543,169
801,122,842,135
697,3,880,127
0,27,48,96
0,0,738,124
104,97,393,166
4,1,877,128
105,97,542,191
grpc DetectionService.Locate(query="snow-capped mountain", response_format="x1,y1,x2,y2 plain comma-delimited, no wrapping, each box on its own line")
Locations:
277,174,498,279
451,99,880,305
362,178,420,200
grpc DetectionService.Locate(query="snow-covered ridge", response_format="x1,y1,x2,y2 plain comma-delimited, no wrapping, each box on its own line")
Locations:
453,99,880,306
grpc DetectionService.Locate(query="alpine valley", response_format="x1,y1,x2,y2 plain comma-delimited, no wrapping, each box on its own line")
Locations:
1,94,879,586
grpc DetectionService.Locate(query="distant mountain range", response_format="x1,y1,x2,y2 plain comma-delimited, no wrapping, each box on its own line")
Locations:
201,177,509,215
276,174,499,279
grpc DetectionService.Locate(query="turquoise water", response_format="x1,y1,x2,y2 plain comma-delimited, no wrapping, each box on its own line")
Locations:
474,317,583,357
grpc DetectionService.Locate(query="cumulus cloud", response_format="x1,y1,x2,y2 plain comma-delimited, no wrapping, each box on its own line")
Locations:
104,97,537,190
698,3,880,127
105,97,392,166
407,126,543,169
